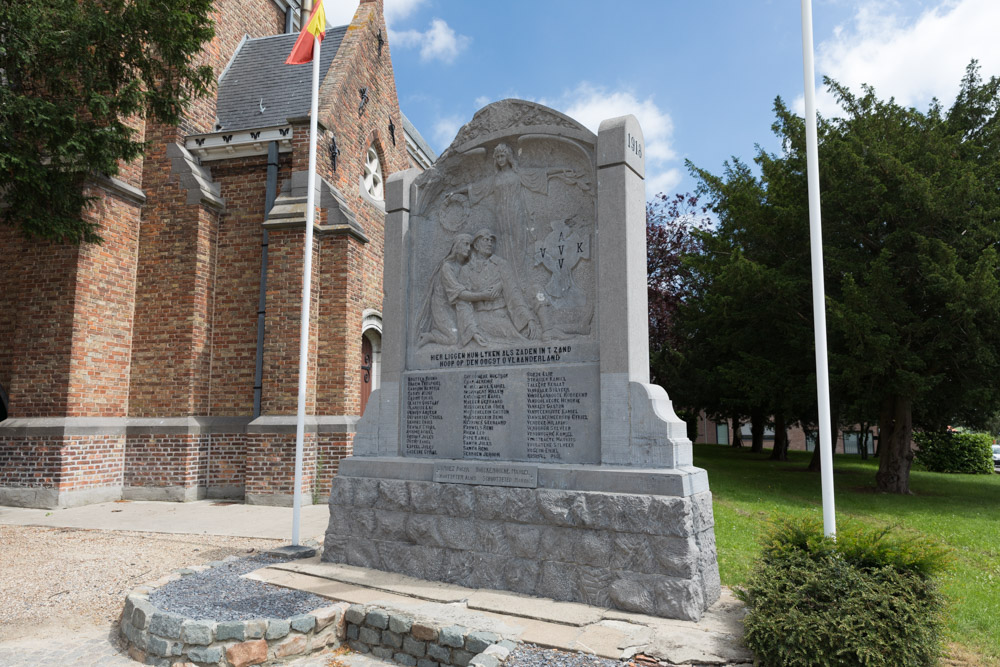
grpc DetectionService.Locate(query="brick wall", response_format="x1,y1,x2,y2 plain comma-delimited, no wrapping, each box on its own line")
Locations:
4,183,141,419
0,227,18,400
0,437,64,488
317,235,365,415
60,436,126,491
5,237,80,418
68,185,142,417
0,435,124,493
208,153,292,416
124,434,207,490
129,124,220,417
314,434,354,500
207,433,246,495
246,433,317,500
261,227,321,415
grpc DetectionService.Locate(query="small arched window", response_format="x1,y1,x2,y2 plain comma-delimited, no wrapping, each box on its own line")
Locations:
363,145,384,201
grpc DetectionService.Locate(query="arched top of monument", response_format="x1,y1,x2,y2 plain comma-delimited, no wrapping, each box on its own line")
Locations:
441,99,597,160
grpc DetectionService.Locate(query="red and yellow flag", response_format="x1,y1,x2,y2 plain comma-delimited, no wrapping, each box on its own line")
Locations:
285,0,327,65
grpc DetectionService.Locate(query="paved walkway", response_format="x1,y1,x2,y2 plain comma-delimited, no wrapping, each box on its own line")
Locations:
0,630,389,667
0,629,134,667
0,499,330,541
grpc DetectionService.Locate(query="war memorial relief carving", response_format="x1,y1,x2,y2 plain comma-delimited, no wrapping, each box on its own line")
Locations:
323,100,720,621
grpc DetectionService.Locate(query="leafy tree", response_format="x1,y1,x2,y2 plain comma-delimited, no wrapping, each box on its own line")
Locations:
819,64,1000,493
0,0,215,244
647,194,709,349
683,147,818,461
646,192,709,389
684,63,1000,492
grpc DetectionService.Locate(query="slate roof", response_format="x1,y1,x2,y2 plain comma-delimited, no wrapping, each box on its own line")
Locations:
401,112,437,163
215,27,347,132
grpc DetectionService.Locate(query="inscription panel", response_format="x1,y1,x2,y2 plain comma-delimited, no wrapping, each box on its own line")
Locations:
405,375,442,456
433,462,538,488
401,363,599,463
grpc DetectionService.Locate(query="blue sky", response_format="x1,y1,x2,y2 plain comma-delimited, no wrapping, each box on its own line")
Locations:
326,0,999,198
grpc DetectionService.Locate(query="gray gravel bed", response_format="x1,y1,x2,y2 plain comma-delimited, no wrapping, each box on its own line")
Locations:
149,554,329,621
506,644,635,667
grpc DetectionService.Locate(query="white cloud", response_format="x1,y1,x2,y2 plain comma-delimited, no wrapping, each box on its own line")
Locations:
799,0,1000,116
324,0,427,28
390,18,471,64
433,114,465,147
646,168,684,199
323,3,356,27
384,0,427,24
559,83,680,196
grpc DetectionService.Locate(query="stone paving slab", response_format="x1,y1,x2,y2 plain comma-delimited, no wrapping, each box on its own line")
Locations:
465,590,605,627
253,559,751,665
275,559,472,603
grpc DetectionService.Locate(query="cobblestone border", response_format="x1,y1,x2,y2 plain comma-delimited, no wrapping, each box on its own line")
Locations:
117,558,513,667
118,556,347,667
342,603,514,667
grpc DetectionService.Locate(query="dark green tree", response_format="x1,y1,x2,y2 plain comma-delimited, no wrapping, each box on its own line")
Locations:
683,146,817,461
679,63,1000,491
819,64,1000,493
0,0,215,244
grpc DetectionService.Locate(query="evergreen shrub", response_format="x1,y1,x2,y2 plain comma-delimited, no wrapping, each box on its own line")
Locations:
737,517,949,667
914,431,994,474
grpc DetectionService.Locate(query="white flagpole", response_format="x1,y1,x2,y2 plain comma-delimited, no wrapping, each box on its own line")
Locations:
292,27,321,547
801,0,836,538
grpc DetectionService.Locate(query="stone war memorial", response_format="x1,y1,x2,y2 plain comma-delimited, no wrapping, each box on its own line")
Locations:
323,99,720,621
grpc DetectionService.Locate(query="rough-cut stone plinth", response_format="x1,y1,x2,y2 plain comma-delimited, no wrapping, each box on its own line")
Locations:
324,477,720,621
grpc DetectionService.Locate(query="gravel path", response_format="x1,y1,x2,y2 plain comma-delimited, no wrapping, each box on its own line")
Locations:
150,552,330,621
0,525,283,642
507,645,639,667
508,645,619,666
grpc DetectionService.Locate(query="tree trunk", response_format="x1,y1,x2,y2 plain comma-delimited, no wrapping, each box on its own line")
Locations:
770,414,788,461
876,394,913,493
807,434,821,471
808,403,839,471
731,416,743,448
750,407,765,453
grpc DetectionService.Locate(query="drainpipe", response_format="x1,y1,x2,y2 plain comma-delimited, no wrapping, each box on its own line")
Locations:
253,141,280,417
285,2,295,33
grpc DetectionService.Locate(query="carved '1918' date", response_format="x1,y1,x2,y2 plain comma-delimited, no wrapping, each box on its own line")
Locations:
627,131,643,158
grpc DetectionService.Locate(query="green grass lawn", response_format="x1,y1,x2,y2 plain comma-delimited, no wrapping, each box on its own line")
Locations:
695,443,1000,663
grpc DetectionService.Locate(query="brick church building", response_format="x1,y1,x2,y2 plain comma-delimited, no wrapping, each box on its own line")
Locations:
0,0,435,508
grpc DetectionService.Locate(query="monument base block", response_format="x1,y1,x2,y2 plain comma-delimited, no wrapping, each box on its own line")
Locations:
322,459,721,621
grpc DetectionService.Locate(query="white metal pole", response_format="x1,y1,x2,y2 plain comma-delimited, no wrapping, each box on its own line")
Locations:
800,0,836,538
292,32,321,547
